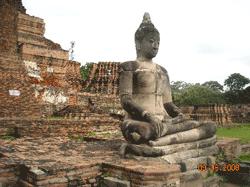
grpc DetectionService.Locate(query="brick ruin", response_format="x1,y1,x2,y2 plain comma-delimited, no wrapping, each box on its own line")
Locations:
229,104,250,123
0,0,123,139
1,2,250,187
84,62,120,95
0,0,88,118
190,104,232,126
179,104,250,125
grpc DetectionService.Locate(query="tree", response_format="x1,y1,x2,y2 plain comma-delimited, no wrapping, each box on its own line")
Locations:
224,85,250,104
224,73,250,91
202,81,224,92
80,62,93,80
175,85,226,106
171,81,192,94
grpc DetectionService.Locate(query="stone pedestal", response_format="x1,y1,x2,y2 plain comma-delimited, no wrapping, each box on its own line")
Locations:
120,135,220,186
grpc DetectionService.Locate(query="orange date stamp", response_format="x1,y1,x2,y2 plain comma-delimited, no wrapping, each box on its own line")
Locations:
198,163,240,172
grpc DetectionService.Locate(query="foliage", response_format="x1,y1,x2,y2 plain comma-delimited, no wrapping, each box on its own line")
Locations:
68,133,73,139
224,73,250,91
103,172,111,177
217,152,224,159
80,62,93,80
171,81,193,94
202,81,224,92
238,153,250,162
223,85,250,104
174,85,226,106
76,136,84,141
2,135,15,139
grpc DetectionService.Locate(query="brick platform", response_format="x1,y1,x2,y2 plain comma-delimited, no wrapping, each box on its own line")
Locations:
1,134,250,186
0,135,217,187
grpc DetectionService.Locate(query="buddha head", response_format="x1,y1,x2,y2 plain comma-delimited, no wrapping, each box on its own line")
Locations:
135,13,160,60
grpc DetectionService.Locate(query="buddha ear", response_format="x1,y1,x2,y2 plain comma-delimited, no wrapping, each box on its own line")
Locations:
135,41,141,51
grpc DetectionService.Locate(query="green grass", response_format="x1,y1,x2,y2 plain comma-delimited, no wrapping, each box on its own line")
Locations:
216,123,250,144
86,132,111,136
2,135,15,139
216,123,250,163
238,153,250,162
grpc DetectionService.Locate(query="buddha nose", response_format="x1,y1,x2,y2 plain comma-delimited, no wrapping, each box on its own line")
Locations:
153,42,159,49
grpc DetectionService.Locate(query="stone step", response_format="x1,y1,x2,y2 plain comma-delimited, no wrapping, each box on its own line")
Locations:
202,175,223,187
103,177,130,187
120,136,217,158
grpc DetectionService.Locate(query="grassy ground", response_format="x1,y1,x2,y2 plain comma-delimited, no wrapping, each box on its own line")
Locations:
216,123,250,144
213,123,250,186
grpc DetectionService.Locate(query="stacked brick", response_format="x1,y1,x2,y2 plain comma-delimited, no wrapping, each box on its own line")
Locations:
85,62,120,95
77,92,121,107
19,164,101,187
190,104,232,126
0,162,18,187
0,118,120,138
0,1,18,53
0,1,85,118
229,104,250,123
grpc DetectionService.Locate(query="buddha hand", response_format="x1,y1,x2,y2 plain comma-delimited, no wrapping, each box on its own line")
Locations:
171,113,185,124
145,113,163,137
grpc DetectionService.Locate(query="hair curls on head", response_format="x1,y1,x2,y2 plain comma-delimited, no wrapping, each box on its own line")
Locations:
135,12,160,43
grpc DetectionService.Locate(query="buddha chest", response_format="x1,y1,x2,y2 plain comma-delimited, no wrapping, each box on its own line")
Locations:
133,63,166,95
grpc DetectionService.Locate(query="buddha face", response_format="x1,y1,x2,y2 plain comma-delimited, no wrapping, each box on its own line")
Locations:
137,32,160,59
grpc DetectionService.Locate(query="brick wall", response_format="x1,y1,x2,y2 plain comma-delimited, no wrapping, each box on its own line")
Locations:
77,92,121,107
0,117,120,138
0,53,41,118
0,2,18,53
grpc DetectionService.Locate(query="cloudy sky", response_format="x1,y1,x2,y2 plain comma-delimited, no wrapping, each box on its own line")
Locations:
22,0,250,88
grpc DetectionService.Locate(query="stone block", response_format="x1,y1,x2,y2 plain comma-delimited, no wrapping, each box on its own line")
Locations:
216,137,242,161
161,145,219,164
179,157,207,172
180,169,203,187
202,175,223,187
121,136,217,158
103,177,130,187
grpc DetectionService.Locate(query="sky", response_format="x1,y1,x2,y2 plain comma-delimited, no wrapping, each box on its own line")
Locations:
22,0,250,88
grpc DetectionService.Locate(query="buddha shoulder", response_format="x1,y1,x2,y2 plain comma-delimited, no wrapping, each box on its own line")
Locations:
156,64,169,77
118,61,138,72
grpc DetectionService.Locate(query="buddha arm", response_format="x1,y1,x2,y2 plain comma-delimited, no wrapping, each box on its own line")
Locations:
119,74,145,119
119,64,145,120
160,66,183,119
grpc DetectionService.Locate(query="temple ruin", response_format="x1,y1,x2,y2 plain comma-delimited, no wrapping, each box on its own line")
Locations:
84,62,120,95
0,0,88,118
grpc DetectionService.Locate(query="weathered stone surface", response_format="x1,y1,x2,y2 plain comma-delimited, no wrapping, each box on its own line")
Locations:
120,136,217,157
179,169,203,187
179,157,207,172
149,123,217,146
216,137,242,161
161,145,219,164
202,175,223,187
118,13,218,149
103,177,130,187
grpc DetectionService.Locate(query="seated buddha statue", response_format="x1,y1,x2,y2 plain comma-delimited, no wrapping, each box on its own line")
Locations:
118,13,217,148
